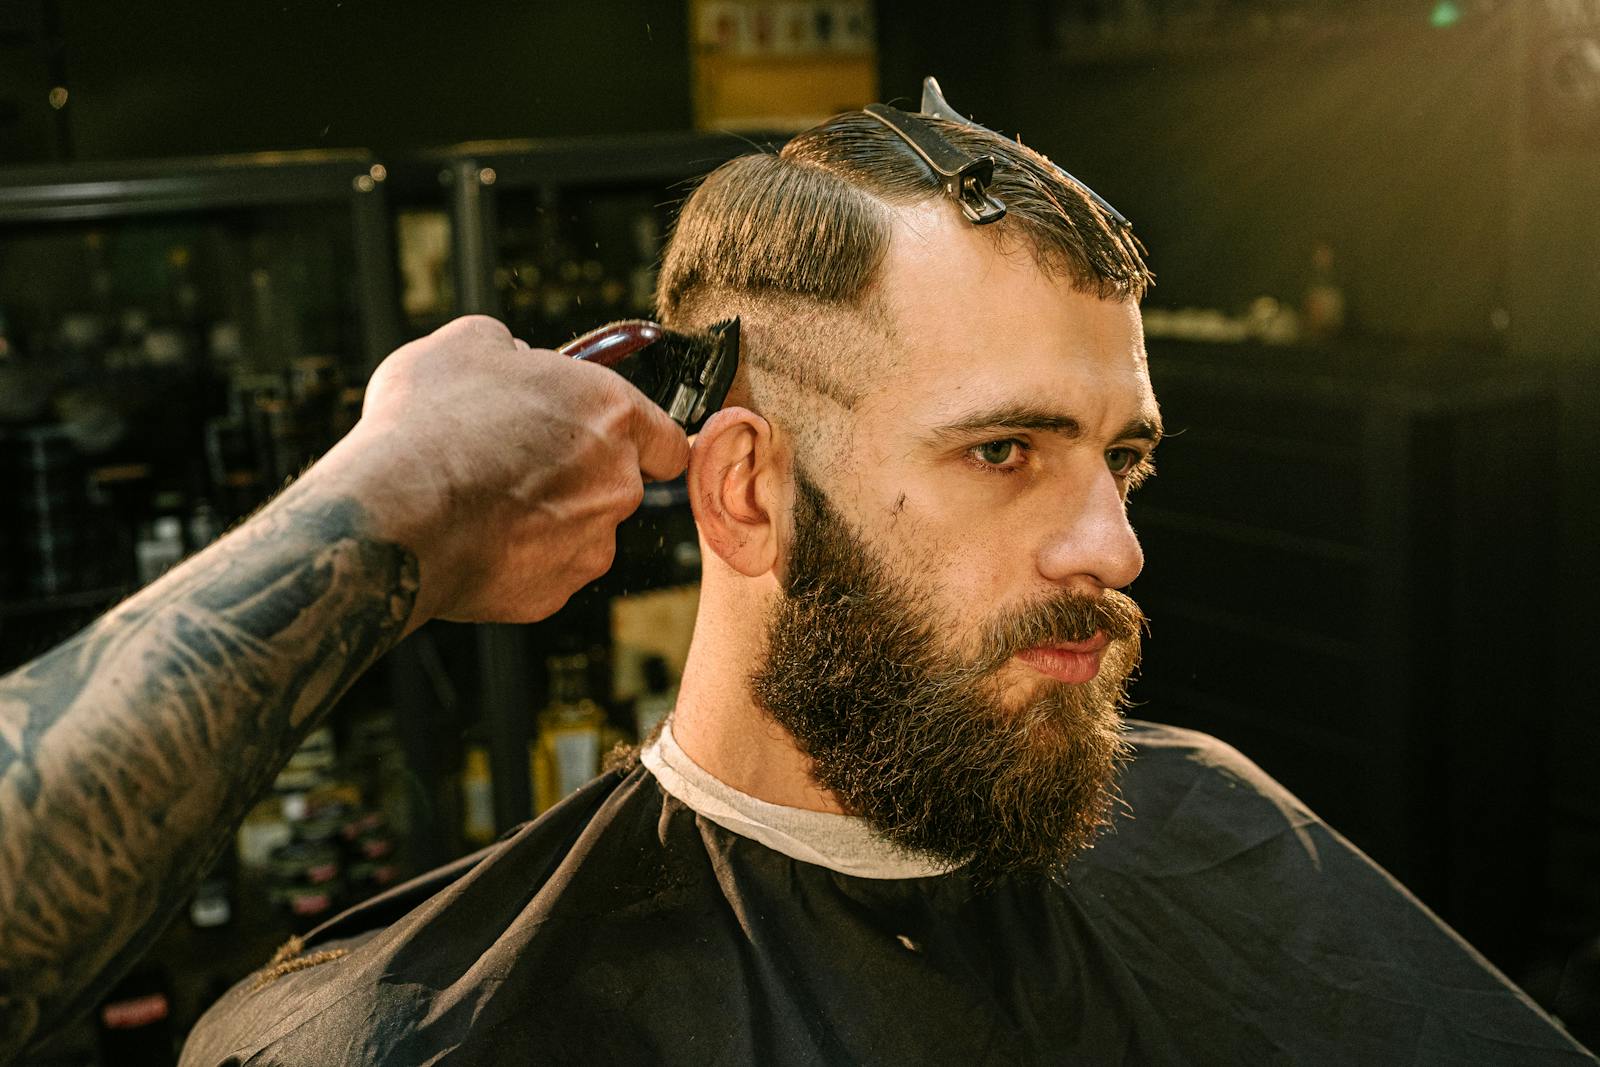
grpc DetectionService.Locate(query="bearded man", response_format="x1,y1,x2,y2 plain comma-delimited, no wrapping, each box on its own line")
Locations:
180,93,1589,1064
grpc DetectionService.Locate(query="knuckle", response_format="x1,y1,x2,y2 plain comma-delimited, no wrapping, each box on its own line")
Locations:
597,374,638,416
621,476,646,512
578,363,639,409
583,538,617,577
444,314,513,345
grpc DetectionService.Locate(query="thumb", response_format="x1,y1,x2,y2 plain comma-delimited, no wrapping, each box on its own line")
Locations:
631,394,691,482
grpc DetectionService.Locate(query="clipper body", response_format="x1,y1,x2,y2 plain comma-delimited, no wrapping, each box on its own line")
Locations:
557,318,741,434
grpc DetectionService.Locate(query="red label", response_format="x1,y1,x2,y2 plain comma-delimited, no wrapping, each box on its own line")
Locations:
101,993,169,1030
291,892,333,915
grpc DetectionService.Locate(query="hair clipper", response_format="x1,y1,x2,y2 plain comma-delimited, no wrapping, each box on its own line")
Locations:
557,318,740,434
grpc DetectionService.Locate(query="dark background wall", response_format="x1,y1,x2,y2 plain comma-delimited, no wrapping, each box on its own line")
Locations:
882,1,1521,344
0,0,693,159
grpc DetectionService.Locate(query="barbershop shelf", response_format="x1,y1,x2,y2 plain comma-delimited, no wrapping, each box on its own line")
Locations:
407,130,788,341
0,149,401,371
0,150,404,668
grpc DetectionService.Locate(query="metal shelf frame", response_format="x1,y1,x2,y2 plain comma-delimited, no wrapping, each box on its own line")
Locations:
0,148,403,371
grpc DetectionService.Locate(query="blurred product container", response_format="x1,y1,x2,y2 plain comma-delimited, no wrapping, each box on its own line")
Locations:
238,721,406,933
690,0,877,130
1302,241,1348,342
531,652,614,814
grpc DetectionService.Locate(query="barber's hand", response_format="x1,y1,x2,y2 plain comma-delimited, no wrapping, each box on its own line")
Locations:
322,315,689,625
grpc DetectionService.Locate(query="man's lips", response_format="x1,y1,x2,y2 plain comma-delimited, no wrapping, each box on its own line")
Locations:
1013,632,1111,684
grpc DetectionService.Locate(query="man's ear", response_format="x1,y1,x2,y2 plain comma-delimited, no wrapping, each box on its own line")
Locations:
688,406,783,578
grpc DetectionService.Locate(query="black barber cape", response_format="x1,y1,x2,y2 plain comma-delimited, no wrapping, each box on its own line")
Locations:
182,722,1593,1065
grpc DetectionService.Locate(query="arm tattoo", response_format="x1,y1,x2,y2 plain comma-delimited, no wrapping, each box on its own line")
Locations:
0,487,419,1060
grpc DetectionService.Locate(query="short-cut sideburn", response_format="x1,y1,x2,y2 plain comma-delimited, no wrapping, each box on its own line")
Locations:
656,111,1152,325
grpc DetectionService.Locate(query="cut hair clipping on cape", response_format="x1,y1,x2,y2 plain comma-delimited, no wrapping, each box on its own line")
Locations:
867,76,1134,232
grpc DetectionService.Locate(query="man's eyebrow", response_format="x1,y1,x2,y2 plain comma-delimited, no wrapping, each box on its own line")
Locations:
1118,413,1164,444
929,404,1085,442
927,404,1164,444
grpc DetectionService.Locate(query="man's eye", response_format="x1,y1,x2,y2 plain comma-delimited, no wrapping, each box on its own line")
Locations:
971,439,1023,467
1106,447,1145,476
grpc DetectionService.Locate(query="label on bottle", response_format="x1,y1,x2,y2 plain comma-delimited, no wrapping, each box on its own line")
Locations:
552,728,601,800
635,693,675,742
462,746,495,844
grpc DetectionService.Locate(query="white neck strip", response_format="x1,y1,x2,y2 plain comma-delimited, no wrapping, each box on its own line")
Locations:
640,720,954,880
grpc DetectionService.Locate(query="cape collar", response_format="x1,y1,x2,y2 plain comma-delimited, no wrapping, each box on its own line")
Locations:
641,720,956,880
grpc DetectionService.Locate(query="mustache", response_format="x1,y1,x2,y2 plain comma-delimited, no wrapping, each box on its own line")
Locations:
972,589,1147,672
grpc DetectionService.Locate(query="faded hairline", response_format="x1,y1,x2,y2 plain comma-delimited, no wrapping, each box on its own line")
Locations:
672,286,888,412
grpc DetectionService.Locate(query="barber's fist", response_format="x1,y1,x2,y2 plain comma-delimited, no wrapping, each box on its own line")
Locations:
327,315,689,624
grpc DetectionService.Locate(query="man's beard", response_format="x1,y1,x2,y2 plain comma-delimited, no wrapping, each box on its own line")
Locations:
750,471,1146,883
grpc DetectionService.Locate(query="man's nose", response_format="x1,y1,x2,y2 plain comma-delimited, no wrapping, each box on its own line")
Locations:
1035,470,1145,593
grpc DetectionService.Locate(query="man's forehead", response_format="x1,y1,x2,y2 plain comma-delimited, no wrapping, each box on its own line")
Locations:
733,202,1150,437
859,204,1153,424
878,201,1136,332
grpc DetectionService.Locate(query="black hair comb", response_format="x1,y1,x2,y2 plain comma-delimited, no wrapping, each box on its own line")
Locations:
863,76,1131,231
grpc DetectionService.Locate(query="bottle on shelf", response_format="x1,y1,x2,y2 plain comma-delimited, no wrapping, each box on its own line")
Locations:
134,515,185,586
1302,241,1347,342
186,499,221,552
189,843,235,931
461,742,496,847
109,307,151,371
531,653,608,814
95,963,176,1067
236,795,293,872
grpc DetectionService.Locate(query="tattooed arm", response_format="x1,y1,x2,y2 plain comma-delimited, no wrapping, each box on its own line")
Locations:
0,316,688,1059
0,483,417,1057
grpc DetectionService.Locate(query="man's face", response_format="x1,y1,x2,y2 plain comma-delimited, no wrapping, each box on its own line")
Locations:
752,204,1160,879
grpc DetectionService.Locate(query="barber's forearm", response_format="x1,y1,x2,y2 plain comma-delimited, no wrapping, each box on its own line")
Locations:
0,466,419,1060
0,310,688,1060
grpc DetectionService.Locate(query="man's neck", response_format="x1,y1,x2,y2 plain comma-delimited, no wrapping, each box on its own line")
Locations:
671,588,846,815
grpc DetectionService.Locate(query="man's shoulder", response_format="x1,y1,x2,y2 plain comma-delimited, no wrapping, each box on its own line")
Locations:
1091,718,1326,878
1083,721,1600,1063
1121,717,1286,781
1117,718,1315,817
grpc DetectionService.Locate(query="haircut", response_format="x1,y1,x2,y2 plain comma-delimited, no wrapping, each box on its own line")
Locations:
655,109,1152,439
657,110,1151,321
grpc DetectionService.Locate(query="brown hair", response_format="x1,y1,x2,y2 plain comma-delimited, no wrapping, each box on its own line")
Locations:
656,110,1152,326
